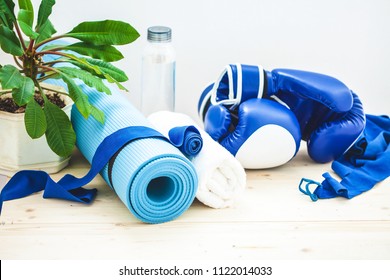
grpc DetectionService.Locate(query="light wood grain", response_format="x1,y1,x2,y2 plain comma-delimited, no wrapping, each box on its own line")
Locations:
1,147,389,260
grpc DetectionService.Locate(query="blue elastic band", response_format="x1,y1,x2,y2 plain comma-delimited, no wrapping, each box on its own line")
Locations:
299,114,390,201
298,178,320,202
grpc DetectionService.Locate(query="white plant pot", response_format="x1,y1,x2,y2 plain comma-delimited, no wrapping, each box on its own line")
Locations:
0,84,74,177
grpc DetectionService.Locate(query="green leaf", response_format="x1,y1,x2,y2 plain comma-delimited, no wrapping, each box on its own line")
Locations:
36,0,55,31
0,25,24,56
67,58,128,91
0,65,24,89
18,0,33,11
0,13,8,27
86,59,128,82
35,19,56,44
90,105,105,124
12,76,35,105
44,97,76,157
0,0,16,29
18,9,39,39
73,58,128,81
59,73,92,118
57,67,111,95
17,0,35,36
66,20,140,45
81,58,128,90
25,98,47,139
61,53,103,76
18,8,33,27
59,55,128,91
63,42,124,62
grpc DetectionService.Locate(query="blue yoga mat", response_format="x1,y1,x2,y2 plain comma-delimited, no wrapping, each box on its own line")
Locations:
75,84,198,223
56,81,198,223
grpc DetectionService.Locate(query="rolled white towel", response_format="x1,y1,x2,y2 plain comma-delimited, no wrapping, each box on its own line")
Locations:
148,111,246,208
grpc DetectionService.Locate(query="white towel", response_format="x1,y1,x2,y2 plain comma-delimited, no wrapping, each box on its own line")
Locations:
148,111,246,208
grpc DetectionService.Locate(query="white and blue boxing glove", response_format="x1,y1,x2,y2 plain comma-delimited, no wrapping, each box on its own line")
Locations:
199,64,366,164
204,98,301,169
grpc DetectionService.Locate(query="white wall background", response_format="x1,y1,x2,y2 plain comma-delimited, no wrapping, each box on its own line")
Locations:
6,0,390,121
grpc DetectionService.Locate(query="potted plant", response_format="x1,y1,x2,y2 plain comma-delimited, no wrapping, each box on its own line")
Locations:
0,0,139,175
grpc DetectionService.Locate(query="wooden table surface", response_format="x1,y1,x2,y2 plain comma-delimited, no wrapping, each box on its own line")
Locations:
1,146,389,260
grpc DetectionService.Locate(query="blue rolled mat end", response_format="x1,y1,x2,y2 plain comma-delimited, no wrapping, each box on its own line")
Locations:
125,155,198,223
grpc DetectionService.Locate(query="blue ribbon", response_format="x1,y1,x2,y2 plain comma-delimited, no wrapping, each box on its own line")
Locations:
299,114,390,200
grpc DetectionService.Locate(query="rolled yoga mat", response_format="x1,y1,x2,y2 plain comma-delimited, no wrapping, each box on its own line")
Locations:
68,83,198,223
0,46,197,223
148,111,246,208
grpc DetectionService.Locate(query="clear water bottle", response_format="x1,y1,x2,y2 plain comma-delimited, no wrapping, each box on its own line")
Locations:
141,26,176,116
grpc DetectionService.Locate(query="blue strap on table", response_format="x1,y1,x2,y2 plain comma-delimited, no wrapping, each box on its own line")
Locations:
0,126,165,214
299,114,390,200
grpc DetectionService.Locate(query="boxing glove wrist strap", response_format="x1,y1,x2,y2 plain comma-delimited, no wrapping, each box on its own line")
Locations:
211,64,265,108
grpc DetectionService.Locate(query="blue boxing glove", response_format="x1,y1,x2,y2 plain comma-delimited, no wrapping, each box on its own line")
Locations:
199,64,366,163
204,98,301,169
265,68,365,163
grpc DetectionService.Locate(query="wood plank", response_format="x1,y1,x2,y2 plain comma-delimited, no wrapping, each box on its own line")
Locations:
1,221,389,260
